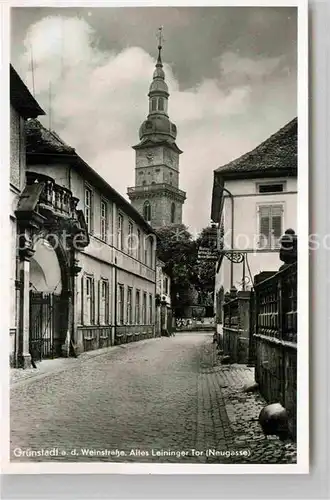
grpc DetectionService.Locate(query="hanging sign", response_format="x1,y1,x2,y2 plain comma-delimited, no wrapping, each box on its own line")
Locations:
197,246,219,262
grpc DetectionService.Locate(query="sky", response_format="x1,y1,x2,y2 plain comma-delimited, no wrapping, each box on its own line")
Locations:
11,6,297,234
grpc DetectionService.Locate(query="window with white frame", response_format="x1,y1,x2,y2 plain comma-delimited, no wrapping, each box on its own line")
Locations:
118,284,124,325
144,238,148,265
137,229,142,261
128,221,133,255
258,205,283,249
100,200,108,242
149,294,153,324
117,213,123,251
99,279,109,325
147,238,153,268
127,287,133,324
135,290,140,324
84,186,93,234
142,292,147,324
81,275,95,325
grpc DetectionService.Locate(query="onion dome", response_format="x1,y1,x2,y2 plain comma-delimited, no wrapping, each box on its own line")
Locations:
137,28,178,145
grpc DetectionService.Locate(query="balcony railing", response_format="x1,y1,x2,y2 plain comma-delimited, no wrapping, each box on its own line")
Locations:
254,262,297,343
26,171,78,219
127,183,186,199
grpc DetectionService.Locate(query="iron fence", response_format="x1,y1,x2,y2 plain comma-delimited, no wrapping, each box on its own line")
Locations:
254,262,297,343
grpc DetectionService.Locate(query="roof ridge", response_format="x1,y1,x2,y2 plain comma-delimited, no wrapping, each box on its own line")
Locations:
215,117,297,176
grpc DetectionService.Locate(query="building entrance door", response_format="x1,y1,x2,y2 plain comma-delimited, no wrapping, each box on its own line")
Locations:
29,291,64,362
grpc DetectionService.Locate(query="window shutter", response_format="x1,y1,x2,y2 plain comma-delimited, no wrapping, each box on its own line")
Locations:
92,278,95,324
81,275,84,325
98,280,101,325
259,206,271,236
106,282,109,325
271,206,283,239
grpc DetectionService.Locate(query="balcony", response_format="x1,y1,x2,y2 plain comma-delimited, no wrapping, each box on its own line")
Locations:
26,171,79,219
127,182,186,200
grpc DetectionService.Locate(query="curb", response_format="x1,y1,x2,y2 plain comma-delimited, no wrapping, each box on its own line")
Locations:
10,337,162,389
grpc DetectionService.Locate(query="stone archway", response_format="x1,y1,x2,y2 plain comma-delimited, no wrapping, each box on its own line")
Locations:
29,236,71,360
30,238,63,294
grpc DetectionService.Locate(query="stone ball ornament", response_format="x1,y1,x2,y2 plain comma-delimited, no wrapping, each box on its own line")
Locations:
258,402,290,440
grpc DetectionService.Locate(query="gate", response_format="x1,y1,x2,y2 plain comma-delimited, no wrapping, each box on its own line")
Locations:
29,291,56,361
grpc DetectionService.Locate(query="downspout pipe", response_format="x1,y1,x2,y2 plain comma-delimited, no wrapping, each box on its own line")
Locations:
220,186,234,288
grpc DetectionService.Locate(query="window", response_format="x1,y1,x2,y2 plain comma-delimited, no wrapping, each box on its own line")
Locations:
128,221,133,255
85,186,93,233
149,238,154,268
137,229,142,261
171,202,176,223
143,201,151,222
142,292,147,324
127,287,133,324
258,183,285,194
82,275,95,325
117,213,123,250
100,200,108,241
143,237,153,268
258,205,283,249
149,294,153,324
164,277,168,295
151,98,157,111
158,97,164,111
135,290,140,324
118,284,124,325
99,279,109,324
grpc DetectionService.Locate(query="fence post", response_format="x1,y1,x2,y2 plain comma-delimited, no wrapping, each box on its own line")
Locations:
247,290,256,366
278,271,287,405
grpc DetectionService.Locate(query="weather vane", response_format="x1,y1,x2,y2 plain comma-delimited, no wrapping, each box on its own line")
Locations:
157,26,165,48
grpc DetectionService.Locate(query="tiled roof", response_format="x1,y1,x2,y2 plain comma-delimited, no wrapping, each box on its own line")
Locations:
211,118,298,223
10,65,45,118
215,118,297,177
25,120,156,235
25,119,75,154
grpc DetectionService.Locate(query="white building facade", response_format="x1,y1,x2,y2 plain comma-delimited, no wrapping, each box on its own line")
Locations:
22,118,157,361
211,118,297,330
9,65,45,367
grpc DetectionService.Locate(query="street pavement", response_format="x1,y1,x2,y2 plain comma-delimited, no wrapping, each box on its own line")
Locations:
10,333,297,464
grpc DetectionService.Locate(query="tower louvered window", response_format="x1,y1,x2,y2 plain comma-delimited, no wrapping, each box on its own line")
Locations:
143,201,151,222
171,202,176,223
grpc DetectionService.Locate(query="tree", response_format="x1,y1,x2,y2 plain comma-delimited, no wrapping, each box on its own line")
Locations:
156,224,197,310
194,226,217,304
156,224,217,312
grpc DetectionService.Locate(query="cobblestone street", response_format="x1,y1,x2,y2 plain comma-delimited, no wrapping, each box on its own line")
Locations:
10,333,297,464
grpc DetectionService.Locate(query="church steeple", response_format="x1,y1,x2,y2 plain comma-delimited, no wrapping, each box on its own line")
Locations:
128,28,186,229
148,27,169,117
137,27,179,147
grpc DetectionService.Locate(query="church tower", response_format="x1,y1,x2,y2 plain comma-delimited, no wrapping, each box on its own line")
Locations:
127,28,186,228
